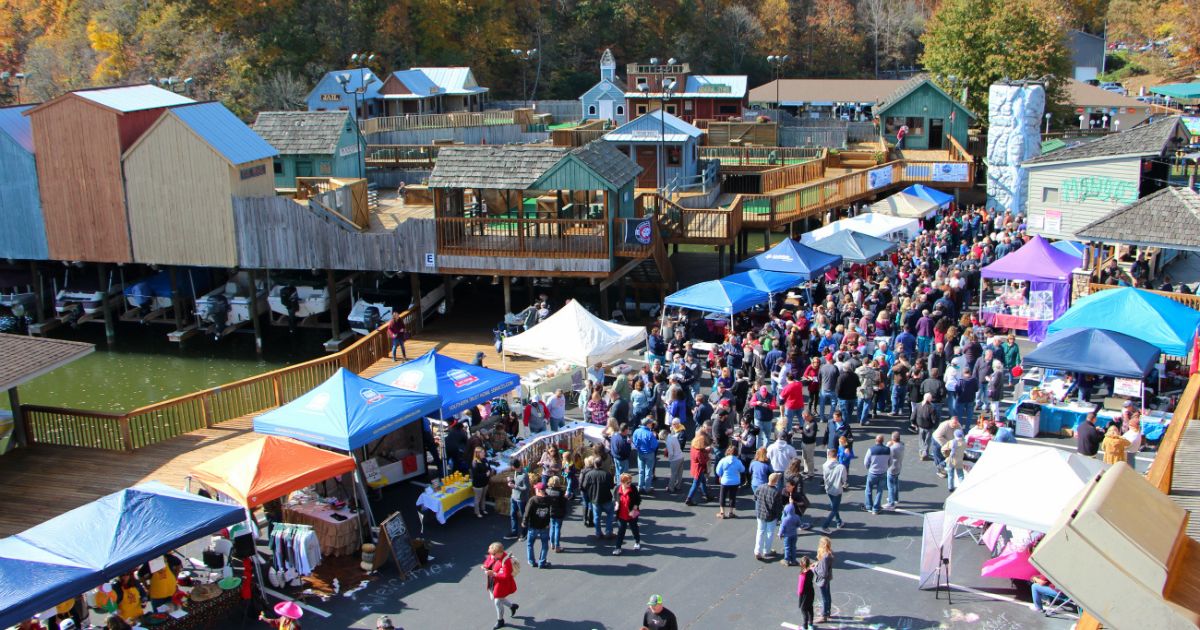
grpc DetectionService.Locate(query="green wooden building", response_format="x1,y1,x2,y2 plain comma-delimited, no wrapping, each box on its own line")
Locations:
875,75,974,151
251,110,365,188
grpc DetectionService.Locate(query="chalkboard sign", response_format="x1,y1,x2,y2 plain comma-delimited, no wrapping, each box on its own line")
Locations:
379,512,420,577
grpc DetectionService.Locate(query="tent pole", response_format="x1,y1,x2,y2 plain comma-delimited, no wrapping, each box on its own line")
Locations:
439,412,448,480
351,453,378,531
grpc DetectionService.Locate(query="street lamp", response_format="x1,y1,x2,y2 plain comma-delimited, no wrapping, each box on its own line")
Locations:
511,49,538,108
1044,112,1052,134
766,55,789,110
1,71,32,104
158,76,194,95
337,56,377,179
348,53,377,119
638,77,677,193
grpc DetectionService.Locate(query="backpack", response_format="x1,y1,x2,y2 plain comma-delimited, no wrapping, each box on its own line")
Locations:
509,556,520,576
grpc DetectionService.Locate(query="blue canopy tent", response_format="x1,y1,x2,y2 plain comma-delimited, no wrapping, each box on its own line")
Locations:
722,269,802,294
1024,328,1161,379
373,350,520,417
0,482,244,627
807,229,897,264
900,184,954,209
1050,240,1085,259
734,238,843,280
1047,287,1200,356
664,279,770,316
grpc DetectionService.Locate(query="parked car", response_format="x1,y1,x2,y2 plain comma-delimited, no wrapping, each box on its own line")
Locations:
1099,82,1127,96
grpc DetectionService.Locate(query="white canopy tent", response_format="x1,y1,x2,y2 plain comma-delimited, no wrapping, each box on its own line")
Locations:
800,213,921,245
503,299,647,366
869,192,941,220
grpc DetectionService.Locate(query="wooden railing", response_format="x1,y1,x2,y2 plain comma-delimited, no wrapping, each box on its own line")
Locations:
360,110,524,135
20,312,409,451
436,217,609,259
550,119,611,147
295,177,371,229
948,135,973,164
1088,283,1200,311
642,192,742,246
760,157,827,192
365,144,441,168
699,146,824,166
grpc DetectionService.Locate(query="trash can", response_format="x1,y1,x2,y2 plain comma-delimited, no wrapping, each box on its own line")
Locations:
1016,402,1041,437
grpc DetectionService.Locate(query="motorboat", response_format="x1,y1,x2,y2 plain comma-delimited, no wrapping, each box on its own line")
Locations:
0,267,36,314
195,272,266,335
55,268,115,316
123,268,216,313
268,275,351,331
347,298,394,336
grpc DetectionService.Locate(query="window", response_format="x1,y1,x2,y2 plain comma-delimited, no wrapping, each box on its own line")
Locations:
667,147,682,166
684,101,693,111
665,104,678,115
273,160,283,175
884,116,924,136
588,104,597,116
1042,187,1060,204
635,77,648,89
319,162,332,175
718,104,738,115
616,105,624,116
637,104,648,115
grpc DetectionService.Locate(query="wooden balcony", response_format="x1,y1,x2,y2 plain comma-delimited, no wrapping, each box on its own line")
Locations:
365,144,441,169
360,109,530,135
436,217,609,260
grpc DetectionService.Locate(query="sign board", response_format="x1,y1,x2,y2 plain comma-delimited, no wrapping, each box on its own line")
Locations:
339,144,361,157
867,166,893,190
1113,377,1143,398
239,164,267,180
379,512,420,577
320,93,341,102
424,253,436,268
931,162,969,183
1044,210,1062,234
1027,215,1045,230
361,458,383,484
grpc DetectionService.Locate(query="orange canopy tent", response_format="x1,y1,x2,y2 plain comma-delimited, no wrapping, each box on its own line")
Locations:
190,436,357,507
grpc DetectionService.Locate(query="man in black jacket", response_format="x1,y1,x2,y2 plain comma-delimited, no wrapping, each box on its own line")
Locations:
910,392,941,461
1075,412,1103,457
524,484,553,568
921,368,948,416
835,363,860,423
581,457,615,539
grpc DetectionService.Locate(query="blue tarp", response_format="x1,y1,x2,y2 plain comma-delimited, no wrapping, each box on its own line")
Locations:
1050,240,1085,259
0,482,244,627
722,269,802,294
1048,287,1200,356
254,367,441,450
372,350,520,418
123,269,215,306
900,184,954,209
807,229,897,264
1024,327,1161,379
664,280,770,315
734,239,843,279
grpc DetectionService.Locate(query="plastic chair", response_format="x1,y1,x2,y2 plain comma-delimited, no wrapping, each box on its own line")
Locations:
954,517,987,544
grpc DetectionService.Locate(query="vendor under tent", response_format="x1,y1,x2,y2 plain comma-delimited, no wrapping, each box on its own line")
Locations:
722,269,803,294
1047,287,1200,357
869,191,940,220
734,238,843,280
0,482,245,628
807,229,897,264
1024,328,1161,380
979,235,1081,342
799,213,921,244
900,183,954,209
503,299,647,367
664,279,770,316
190,436,358,507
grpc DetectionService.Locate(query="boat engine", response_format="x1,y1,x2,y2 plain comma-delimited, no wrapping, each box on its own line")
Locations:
279,285,300,332
363,305,382,333
210,294,230,339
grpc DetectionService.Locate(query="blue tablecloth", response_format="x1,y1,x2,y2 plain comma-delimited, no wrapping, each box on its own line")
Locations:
1006,396,1120,434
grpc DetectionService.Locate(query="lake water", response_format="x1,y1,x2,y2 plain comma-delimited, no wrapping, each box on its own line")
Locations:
2,322,331,412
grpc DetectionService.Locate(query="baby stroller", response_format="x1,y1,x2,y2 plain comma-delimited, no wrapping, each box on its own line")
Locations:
502,305,538,334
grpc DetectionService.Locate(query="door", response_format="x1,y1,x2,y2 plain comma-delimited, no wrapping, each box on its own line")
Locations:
929,119,945,150
636,146,657,188
599,99,614,121
296,160,313,177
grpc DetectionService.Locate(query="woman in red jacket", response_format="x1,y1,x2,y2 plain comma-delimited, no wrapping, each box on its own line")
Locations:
482,542,519,629
685,431,712,506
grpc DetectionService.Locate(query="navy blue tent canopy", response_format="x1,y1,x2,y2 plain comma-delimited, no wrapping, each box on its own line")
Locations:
734,238,843,279
0,482,244,627
372,350,520,418
722,269,802,294
1023,327,1162,379
664,279,770,316
807,229,897,264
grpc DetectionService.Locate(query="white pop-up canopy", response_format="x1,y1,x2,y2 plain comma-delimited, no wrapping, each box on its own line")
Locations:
503,299,647,366
869,192,941,219
800,213,921,244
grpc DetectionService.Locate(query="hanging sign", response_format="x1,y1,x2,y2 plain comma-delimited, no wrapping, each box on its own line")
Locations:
1113,378,1143,398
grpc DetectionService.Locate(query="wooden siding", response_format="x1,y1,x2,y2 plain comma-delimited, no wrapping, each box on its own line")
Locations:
30,97,134,263
233,196,435,271
0,132,49,260
880,83,970,150
1026,156,1141,240
125,114,273,267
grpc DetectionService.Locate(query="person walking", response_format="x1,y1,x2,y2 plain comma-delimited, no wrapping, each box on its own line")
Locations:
716,445,745,519
581,455,614,540
835,362,860,423
505,459,530,540
685,431,713,506
814,537,835,624
884,432,905,510
798,412,819,477
545,476,568,556
820,449,846,532
817,356,839,422
796,555,816,630
767,430,797,491
481,542,519,629
666,420,686,493
471,447,495,519
642,594,678,630
632,419,660,493
942,430,966,491
613,473,643,555
523,483,553,568
754,473,785,561
862,435,891,514
779,496,802,567
611,424,633,480
388,312,407,361
779,375,807,433
749,385,778,441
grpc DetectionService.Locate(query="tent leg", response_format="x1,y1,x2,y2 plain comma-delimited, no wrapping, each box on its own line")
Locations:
351,454,378,532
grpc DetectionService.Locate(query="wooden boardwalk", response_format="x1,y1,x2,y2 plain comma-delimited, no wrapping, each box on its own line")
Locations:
0,324,549,536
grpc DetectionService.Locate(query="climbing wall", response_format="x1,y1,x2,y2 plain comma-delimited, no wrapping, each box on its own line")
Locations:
986,82,1045,216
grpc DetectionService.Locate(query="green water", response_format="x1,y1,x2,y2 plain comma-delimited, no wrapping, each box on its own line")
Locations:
2,322,331,413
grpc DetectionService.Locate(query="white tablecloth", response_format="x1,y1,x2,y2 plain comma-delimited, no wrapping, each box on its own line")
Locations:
522,366,586,401
492,421,606,475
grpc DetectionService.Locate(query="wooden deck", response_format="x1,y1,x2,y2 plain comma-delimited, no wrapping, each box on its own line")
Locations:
0,327,550,536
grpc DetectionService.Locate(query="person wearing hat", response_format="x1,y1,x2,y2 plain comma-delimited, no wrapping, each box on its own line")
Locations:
641,594,678,630
260,601,303,629
523,483,553,568
941,429,967,492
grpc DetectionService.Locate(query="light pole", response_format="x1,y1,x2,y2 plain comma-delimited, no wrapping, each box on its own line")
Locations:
337,55,376,179
1044,113,1052,135
1,71,32,104
766,55,789,110
158,76,194,95
348,52,377,119
510,49,537,108
638,77,677,193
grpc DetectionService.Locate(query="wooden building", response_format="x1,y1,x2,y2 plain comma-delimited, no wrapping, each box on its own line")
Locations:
623,61,747,123
604,110,702,189
305,67,488,118
410,67,489,112
875,75,974,151
0,105,49,260
305,67,383,118
748,79,905,117
1023,116,1188,240
252,111,364,188
580,49,628,124
23,84,194,263
1065,79,1156,130
124,102,278,268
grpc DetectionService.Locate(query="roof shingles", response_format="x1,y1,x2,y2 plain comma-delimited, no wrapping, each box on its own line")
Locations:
1077,187,1200,251
251,111,352,155
569,141,642,188
0,333,94,391
427,146,569,189
1023,116,1183,165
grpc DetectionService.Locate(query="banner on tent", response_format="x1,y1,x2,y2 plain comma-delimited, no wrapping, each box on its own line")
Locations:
1114,377,1143,398
931,163,969,182
867,166,893,190
622,218,654,246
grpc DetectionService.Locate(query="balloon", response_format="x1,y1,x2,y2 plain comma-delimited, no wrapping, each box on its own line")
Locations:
1011,366,1024,378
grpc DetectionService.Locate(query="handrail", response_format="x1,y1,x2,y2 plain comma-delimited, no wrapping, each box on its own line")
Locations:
20,310,412,451
436,217,609,259
360,110,519,135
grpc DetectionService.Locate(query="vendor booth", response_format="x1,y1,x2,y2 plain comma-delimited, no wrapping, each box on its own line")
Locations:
800,213,921,244
900,184,954,209
869,191,940,220
723,269,804,294
1048,287,1200,357
979,235,1080,341
504,299,646,367
0,482,245,628
807,229,897,264
664,279,770,316
734,238,842,279
1050,240,1086,259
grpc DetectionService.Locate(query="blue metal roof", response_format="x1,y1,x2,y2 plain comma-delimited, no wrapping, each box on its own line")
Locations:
380,70,444,99
0,105,34,153
170,102,278,165
74,84,195,113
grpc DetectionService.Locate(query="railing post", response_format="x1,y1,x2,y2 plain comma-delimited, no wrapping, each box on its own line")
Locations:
119,416,134,452
272,375,283,407
201,395,214,429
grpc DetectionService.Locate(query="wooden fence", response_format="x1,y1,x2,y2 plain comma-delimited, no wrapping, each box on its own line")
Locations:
699,146,824,166
360,110,528,135
760,158,827,192
21,312,409,451
295,177,370,229
435,217,609,260
365,145,441,168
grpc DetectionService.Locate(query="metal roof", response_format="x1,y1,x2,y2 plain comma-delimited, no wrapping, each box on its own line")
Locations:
1076,186,1200,251
73,84,195,113
0,333,93,392
410,67,489,95
1023,116,1184,165
251,111,352,155
0,105,34,153
1065,79,1153,108
380,70,444,99
748,79,906,105
308,68,383,102
427,145,569,189
604,110,703,143
626,74,748,99
170,102,278,165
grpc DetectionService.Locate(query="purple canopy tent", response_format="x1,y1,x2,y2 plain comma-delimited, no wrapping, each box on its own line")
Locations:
980,235,1082,341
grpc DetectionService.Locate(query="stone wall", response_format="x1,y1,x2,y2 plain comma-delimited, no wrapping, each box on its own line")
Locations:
986,83,1045,216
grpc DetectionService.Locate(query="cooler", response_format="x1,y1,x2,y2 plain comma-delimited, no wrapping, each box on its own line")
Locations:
1016,402,1041,438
